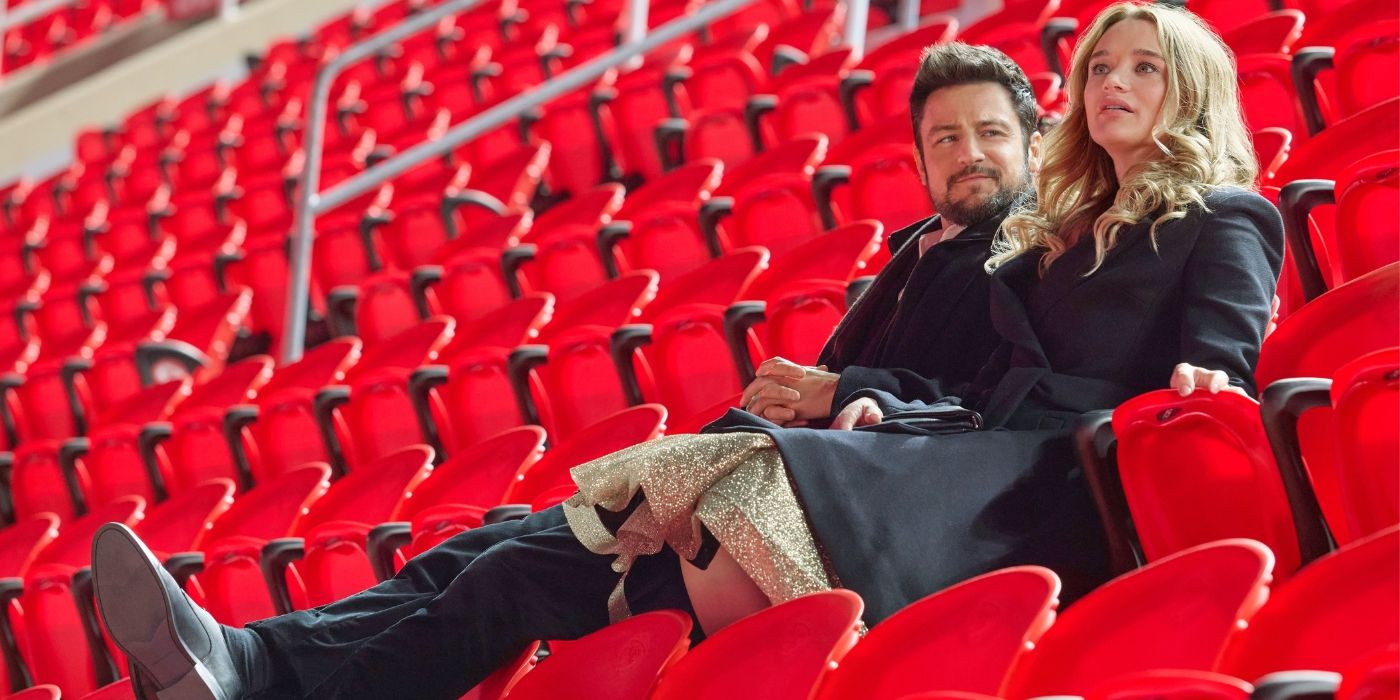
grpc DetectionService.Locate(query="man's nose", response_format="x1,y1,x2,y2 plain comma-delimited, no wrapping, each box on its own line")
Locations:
959,139,986,165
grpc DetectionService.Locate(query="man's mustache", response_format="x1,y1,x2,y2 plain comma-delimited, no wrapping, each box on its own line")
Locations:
947,165,1001,189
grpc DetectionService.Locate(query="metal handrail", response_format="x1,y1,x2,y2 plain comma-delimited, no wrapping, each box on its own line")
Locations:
283,0,771,361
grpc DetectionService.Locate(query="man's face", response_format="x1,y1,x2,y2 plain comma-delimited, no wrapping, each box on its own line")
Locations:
914,82,1041,227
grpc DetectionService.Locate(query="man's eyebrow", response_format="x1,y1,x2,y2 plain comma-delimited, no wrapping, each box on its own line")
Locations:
976,119,1013,130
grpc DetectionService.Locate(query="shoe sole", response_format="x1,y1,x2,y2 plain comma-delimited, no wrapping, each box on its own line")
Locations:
92,524,228,700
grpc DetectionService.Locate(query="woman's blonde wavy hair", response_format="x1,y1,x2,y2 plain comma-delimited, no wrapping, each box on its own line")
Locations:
987,1,1258,275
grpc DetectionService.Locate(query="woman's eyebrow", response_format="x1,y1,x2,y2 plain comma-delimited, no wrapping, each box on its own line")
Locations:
1089,48,1165,60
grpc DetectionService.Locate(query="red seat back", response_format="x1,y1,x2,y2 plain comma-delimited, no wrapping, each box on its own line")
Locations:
397,427,545,519
506,610,692,700
503,404,666,504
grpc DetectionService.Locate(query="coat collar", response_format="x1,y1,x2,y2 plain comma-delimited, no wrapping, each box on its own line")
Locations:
1017,218,1159,323
884,212,1005,256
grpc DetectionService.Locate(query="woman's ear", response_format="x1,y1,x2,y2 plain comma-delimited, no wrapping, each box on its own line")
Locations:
1027,131,1044,175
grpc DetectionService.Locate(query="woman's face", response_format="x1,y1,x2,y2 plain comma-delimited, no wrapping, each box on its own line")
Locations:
1083,18,1168,179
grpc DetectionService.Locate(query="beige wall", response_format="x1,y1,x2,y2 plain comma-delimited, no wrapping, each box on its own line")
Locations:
0,0,364,182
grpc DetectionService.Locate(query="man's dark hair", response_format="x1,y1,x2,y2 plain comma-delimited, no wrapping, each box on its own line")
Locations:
908,42,1039,149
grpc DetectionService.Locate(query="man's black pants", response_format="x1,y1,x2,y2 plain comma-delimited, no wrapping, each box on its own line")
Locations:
246,506,697,699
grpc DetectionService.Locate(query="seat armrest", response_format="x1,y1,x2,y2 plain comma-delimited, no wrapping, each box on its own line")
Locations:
313,386,353,478
1072,410,1143,576
596,221,633,279
223,404,260,491
137,422,174,501
500,245,538,299
0,577,30,691
837,70,874,131
0,373,22,450
442,189,508,239
812,165,853,231
408,365,451,459
72,566,121,687
0,454,13,527
1040,18,1079,78
1260,378,1336,565
697,197,734,258
260,538,307,616
368,522,413,583
326,286,360,338
845,275,876,308
610,325,654,406
506,345,549,426
357,211,391,272
654,118,689,172
163,551,206,589
662,66,693,116
135,339,210,387
61,357,94,436
723,301,767,386
484,504,532,525
1290,47,1336,137
1276,179,1336,304
587,87,624,182
770,45,809,76
59,437,91,517
409,267,443,320
744,95,778,152
1252,670,1343,700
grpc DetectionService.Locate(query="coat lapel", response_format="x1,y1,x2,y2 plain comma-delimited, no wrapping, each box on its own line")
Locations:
1024,219,1157,323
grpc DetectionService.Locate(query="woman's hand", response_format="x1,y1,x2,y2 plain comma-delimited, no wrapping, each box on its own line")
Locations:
1170,363,1249,397
830,397,883,430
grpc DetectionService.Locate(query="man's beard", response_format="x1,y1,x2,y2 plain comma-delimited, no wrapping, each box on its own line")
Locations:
931,163,1031,227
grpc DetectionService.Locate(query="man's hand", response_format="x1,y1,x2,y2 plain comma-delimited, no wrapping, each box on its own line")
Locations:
740,357,840,426
1170,363,1248,397
831,397,883,430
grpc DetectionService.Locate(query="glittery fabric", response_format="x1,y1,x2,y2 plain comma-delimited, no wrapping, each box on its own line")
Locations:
562,433,833,623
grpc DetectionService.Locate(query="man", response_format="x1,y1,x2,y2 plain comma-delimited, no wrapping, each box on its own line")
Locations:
89,43,1044,700
742,41,1041,430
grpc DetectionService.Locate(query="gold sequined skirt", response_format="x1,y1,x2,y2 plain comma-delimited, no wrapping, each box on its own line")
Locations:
561,433,835,623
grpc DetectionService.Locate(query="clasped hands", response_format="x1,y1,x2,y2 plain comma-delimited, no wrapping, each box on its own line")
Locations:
740,357,879,431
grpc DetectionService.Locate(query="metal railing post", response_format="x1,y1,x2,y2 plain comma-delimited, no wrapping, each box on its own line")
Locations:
282,0,762,362
843,0,870,60
896,0,919,31
282,0,489,362
622,0,649,46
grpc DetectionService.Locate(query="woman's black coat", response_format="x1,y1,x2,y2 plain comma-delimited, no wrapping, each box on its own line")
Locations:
707,187,1285,623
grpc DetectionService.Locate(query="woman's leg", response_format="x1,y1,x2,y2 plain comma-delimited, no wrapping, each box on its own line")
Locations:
246,507,570,696
304,518,695,700
680,544,771,636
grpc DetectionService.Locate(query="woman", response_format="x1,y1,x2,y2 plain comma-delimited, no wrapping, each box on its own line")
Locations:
91,4,1283,699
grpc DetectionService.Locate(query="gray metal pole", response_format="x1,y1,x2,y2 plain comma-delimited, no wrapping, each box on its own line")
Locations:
0,0,79,31
622,0,649,46
842,0,870,61
896,0,919,31
282,0,489,362
283,0,762,362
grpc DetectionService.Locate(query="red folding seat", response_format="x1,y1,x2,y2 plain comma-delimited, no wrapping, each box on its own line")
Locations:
140,355,275,497
1038,0,1117,77
506,610,692,700
177,465,331,626
392,428,545,533
446,143,550,236
1267,98,1400,188
649,590,861,700
501,404,666,505
10,287,108,440
1237,54,1314,142
506,183,626,302
28,215,113,289
434,291,554,364
1323,20,1400,125
77,678,135,699
4,497,145,698
2,685,60,699
997,539,1273,699
609,55,694,181
1221,10,1305,56
653,28,772,169
1284,150,1399,299
249,319,452,480
468,27,565,104
1253,127,1291,184
0,514,59,692
839,17,958,128
222,234,323,350
957,6,1056,77
726,220,883,380
378,162,473,269
700,134,826,257
746,49,856,151
260,446,435,613
521,249,765,437
65,380,189,508
531,75,626,197
1263,347,1399,556
601,159,723,279
0,300,42,378
84,280,180,412
327,270,435,348
813,116,928,233
5,439,89,522
1218,527,1399,691
1100,390,1301,576
812,567,1058,700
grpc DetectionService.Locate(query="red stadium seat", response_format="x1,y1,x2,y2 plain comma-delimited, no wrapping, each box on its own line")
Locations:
700,135,826,257
811,567,1059,700
998,539,1273,699
650,590,862,700
840,17,958,127
504,610,692,700
502,404,666,505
